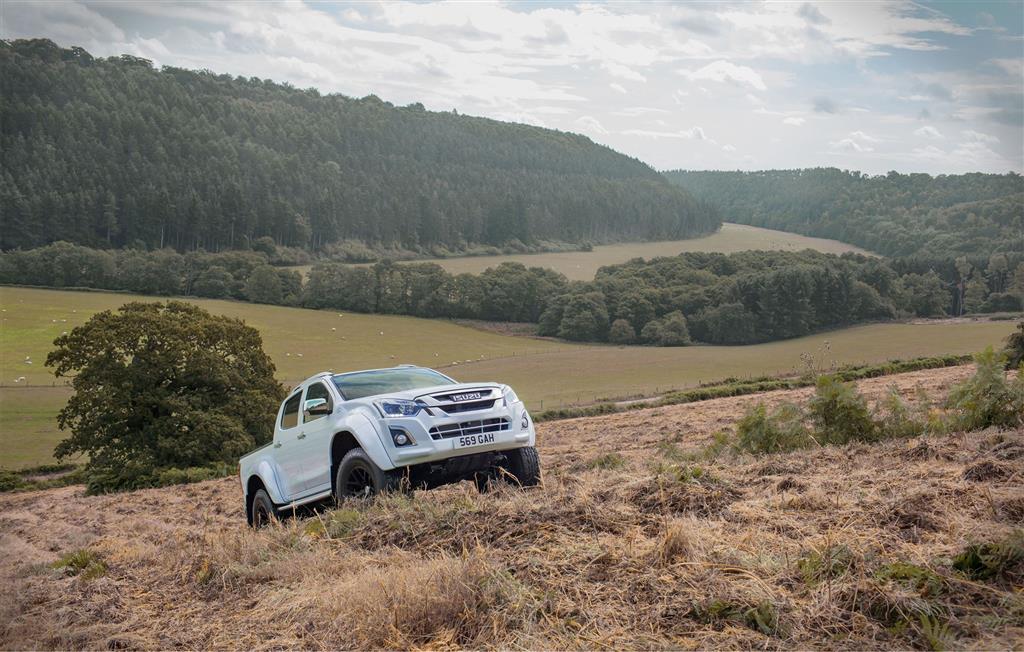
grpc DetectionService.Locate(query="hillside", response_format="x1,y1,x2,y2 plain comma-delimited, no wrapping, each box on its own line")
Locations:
0,39,718,253
1,366,1021,649
663,168,1023,257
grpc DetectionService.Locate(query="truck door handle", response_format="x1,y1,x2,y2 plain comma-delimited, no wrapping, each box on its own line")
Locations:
297,432,307,440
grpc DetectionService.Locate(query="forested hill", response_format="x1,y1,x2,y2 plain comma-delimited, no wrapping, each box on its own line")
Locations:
0,39,718,253
663,168,1023,257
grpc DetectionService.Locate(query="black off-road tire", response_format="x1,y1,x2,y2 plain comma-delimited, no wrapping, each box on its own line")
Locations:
250,489,276,528
501,446,541,487
335,447,401,500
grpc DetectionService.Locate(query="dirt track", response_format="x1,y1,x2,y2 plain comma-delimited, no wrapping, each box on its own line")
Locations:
1,364,1021,649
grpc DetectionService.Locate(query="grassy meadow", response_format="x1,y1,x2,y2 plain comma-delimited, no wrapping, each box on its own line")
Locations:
290,223,875,281
0,285,1015,468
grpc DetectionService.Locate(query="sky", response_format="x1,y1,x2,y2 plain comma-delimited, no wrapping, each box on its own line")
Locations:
2,1,1022,175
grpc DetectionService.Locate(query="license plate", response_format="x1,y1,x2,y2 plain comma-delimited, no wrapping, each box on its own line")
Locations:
455,432,495,448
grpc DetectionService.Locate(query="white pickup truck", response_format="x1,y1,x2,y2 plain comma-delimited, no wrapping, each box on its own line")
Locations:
239,365,539,526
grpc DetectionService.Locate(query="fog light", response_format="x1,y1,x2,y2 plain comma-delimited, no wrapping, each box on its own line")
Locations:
521,413,529,429
389,427,414,447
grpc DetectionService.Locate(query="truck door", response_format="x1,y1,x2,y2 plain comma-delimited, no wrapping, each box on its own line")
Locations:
297,380,336,492
273,390,307,500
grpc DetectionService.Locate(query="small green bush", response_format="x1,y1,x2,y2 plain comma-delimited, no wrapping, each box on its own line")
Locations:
691,598,781,636
808,375,879,445
306,508,364,539
797,544,854,585
945,348,1024,431
84,462,234,494
52,549,107,579
735,402,813,454
0,471,27,492
876,562,945,597
952,530,1023,581
586,452,627,470
875,387,927,440
1003,320,1024,369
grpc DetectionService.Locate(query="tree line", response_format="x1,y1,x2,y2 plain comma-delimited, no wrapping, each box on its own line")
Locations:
4,242,1021,345
663,168,1023,258
0,39,718,254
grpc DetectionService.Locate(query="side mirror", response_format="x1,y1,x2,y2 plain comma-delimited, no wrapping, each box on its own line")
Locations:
304,398,331,416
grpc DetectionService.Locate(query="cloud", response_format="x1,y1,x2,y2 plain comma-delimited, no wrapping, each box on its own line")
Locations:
848,130,879,143
575,115,608,135
602,61,646,82
812,96,839,114
917,108,932,120
830,130,878,152
671,11,723,36
614,106,670,116
609,82,627,94
911,145,945,160
797,3,831,26
962,130,999,144
623,126,709,140
722,144,736,152
831,138,873,153
783,116,806,126
680,60,766,91
989,58,1023,77
913,125,943,139
920,81,954,101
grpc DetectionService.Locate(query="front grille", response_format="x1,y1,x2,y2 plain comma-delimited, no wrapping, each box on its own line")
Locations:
429,417,510,440
438,399,497,414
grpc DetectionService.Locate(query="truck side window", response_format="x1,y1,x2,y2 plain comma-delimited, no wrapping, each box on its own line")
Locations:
280,391,302,430
303,382,334,423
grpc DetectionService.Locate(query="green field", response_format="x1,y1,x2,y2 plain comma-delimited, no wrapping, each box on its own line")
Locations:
0,286,1013,469
290,223,875,281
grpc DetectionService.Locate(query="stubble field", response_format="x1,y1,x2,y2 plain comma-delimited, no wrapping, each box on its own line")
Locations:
288,223,876,281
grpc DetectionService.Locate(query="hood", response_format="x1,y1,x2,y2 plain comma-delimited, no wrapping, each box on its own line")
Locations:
370,382,503,405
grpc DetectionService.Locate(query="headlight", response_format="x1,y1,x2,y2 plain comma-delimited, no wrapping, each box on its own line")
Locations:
502,387,520,406
377,399,422,417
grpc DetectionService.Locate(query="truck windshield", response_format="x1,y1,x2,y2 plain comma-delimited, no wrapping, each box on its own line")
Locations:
331,368,455,400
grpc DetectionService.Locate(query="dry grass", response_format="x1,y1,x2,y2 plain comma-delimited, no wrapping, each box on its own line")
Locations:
1,368,1022,650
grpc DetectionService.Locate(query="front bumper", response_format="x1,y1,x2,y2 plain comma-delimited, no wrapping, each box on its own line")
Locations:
379,401,535,468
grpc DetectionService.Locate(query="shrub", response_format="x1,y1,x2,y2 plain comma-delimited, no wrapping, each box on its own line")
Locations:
0,470,27,492
586,452,627,470
808,375,879,445
944,347,1024,431
797,544,854,585
52,549,107,579
1004,320,1024,369
952,530,1023,581
875,386,927,440
734,402,813,454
